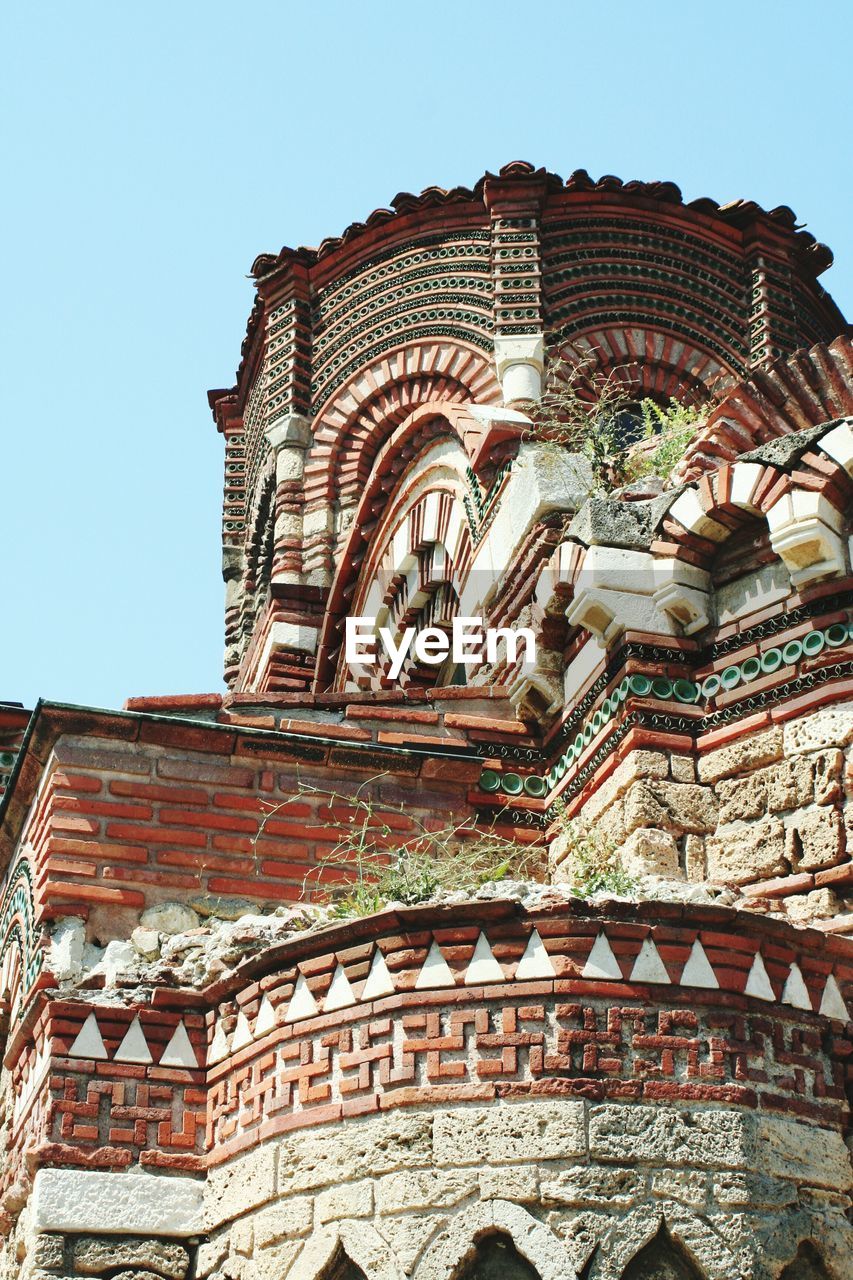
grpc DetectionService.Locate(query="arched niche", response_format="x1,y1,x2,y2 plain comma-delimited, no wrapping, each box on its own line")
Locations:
709,511,787,626
779,1242,832,1280
452,1233,542,1280
620,1226,705,1280
323,1251,368,1280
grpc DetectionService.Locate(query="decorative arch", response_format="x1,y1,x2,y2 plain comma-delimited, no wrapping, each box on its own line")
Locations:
452,1232,542,1280
289,1221,406,1280
677,336,853,482
548,329,731,410
586,1208,738,1280
779,1241,833,1280
0,855,40,1020
414,1200,574,1280
303,341,501,512
620,1225,706,1280
314,402,487,691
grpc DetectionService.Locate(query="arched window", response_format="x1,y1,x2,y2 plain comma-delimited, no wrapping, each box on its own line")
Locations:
779,1242,831,1280
621,1226,705,1280
453,1233,541,1280
323,1251,367,1280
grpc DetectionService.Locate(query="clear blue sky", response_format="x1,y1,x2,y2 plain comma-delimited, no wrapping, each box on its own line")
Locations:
2,1,851,712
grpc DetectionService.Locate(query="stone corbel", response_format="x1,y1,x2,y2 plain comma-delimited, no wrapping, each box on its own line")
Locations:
653,558,712,634
564,545,671,645
494,335,545,405
765,489,847,587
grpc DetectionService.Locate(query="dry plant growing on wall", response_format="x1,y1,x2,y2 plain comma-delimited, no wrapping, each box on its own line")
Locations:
552,798,636,897
255,773,546,917
521,346,708,492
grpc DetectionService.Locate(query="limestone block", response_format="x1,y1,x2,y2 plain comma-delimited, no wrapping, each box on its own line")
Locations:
30,1238,64,1272
131,926,161,959
786,805,844,871
111,1271,175,1280
278,1114,433,1193
73,1236,190,1277
670,755,696,782
251,1197,314,1248
706,818,787,884
757,1116,853,1190
712,1172,797,1207
683,834,706,882
375,1169,477,1214
818,418,853,475
248,1241,301,1280
205,1147,278,1230
479,1167,539,1202
784,703,853,755
316,1180,373,1223
540,1165,643,1208
433,1101,586,1167
229,1218,253,1256
32,1170,203,1238
619,828,680,878
786,888,840,923
765,758,816,813
650,1168,707,1207
49,916,86,981
552,1210,611,1277
698,726,784,784
623,781,717,835
814,749,844,804
139,903,200,937
588,1105,755,1169
581,751,668,827
196,1235,230,1278
375,1214,448,1275
718,774,767,824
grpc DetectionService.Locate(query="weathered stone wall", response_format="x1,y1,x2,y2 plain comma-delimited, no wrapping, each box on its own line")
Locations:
191,1101,851,1280
559,703,853,927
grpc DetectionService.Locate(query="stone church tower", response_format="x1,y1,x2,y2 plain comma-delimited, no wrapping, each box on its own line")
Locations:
1,163,852,1279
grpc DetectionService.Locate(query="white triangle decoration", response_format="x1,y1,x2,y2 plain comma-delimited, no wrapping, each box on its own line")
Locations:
819,974,850,1022
464,933,505,985
781,962,812,1011
630,938,671,985
254,996,278,1038
582,932,622,980
160,1021,199,1069
114,1016,153,1065
325,964,357,1011
68,1012,108,1061
744,952,775,1002
515,929,556,980
415,941,456,990
680,940,719,990
284,973,319,1023
231,1011,254,1052
361,948,395,1001
208,1021,231,1064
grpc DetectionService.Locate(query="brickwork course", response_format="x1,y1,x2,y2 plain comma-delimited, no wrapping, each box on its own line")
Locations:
2,162,853,1279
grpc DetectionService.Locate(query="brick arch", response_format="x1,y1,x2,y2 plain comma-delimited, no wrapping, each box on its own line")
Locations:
303,340,500,510
414,1200,574,1280
548,325,734,407
314,406,480,691
677,335,853,481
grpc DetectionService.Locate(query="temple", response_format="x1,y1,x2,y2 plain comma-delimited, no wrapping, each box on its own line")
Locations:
1,162,852,1279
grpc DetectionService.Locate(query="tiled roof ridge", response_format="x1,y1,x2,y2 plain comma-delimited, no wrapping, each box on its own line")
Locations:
250,161,833,281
